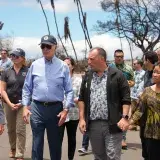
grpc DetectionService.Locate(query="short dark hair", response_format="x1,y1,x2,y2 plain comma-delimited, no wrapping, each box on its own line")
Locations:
114,49,124,56
136,59,143,67
1,49,8,55
90,47,107,62
144,51,158,64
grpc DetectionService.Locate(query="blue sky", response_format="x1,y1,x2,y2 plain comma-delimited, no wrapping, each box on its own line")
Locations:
0,0,141,59
1,0,105,39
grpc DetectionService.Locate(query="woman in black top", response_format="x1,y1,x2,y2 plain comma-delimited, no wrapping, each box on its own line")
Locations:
1,48,28,160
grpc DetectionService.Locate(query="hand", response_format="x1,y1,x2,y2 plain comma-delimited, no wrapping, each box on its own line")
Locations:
57,109,68,126
14,103,22,109
10,103,18,110
74,98,78,104
128,125,135,130
23,106,32,124
117,118,129,131
79,119,86,134
128,80,135,87
0,124,4,135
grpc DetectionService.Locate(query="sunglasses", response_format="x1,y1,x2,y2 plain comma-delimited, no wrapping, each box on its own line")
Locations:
40,44,52,50
10,54,20,59
115,56,124,58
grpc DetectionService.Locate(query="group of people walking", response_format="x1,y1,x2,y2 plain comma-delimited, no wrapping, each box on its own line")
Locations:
0,34,160,160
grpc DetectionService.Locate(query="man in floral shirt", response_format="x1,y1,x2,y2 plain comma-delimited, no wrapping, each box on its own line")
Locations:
78,47,131,160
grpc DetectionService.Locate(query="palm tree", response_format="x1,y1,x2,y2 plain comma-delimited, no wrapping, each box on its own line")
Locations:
36,0,50,35
50,0,69,57
114,0,134,66
74,0,92,49
64,17,78,63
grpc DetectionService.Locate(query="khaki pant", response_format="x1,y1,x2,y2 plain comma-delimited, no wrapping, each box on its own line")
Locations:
3,103,26,158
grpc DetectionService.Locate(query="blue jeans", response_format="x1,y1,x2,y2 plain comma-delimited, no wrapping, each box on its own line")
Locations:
82,132,89,150
30,101,64,160
122,131,127,141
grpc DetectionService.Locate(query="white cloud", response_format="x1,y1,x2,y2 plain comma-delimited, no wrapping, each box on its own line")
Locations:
43,0,101,13
12,34,142,60
0,0,101,13
13,37,42,59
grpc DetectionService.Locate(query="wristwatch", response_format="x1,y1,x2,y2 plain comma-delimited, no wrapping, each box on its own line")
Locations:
122,115,129,120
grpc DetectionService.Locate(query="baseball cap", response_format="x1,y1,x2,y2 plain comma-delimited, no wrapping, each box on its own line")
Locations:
39,35,57,45
11,48,25,57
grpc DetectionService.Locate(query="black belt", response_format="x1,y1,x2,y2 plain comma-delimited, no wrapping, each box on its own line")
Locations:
33,100,62,106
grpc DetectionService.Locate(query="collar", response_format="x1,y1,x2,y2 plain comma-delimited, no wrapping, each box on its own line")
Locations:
108,66,117,75
11,65,26,71
44,56,56,64
115,62,125,68
135,69,143,73
1,58,8,63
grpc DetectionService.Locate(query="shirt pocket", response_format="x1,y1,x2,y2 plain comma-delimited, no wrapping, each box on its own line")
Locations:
52,75,64,89
32,72,45,87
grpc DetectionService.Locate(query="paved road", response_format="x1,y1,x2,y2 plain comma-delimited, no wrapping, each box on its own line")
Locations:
0,125,143,160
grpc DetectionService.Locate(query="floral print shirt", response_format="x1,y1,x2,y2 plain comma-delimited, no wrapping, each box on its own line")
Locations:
66,75,82,121
131,87,160,140
131,69,145,100
90,70,108,120
110,62,134,81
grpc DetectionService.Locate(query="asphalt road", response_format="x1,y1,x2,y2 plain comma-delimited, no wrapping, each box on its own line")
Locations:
0,125,143,160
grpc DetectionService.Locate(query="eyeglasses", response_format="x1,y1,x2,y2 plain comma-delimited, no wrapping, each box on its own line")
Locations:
115,56,124,58
10,54,20,59
40,44,52,50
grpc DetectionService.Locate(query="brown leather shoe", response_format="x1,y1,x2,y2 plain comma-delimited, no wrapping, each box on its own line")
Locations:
9,149,16,158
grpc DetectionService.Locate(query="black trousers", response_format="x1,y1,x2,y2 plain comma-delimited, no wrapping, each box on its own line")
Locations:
61,120,79,160
141,136,148,160
145,138,160,160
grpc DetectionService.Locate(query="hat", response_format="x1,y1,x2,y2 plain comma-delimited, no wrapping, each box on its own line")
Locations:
11,48,25,57
39,35,57,45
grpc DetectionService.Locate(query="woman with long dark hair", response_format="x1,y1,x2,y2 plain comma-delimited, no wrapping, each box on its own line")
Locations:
61,57,82,160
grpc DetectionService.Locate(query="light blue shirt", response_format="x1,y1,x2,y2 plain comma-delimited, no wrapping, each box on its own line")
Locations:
0,58,13,71
22,56,74,109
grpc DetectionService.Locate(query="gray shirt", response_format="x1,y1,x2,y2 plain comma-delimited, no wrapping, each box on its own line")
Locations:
90,70,108,120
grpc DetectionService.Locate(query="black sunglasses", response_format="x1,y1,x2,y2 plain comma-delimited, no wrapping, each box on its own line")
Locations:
10,54,20,59
40,44,52,50
115,56,124,58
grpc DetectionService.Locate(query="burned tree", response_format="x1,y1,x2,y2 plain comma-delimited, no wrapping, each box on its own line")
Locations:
95,0,160,54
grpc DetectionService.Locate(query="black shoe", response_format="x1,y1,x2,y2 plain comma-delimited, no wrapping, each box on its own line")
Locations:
122,145,128,150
